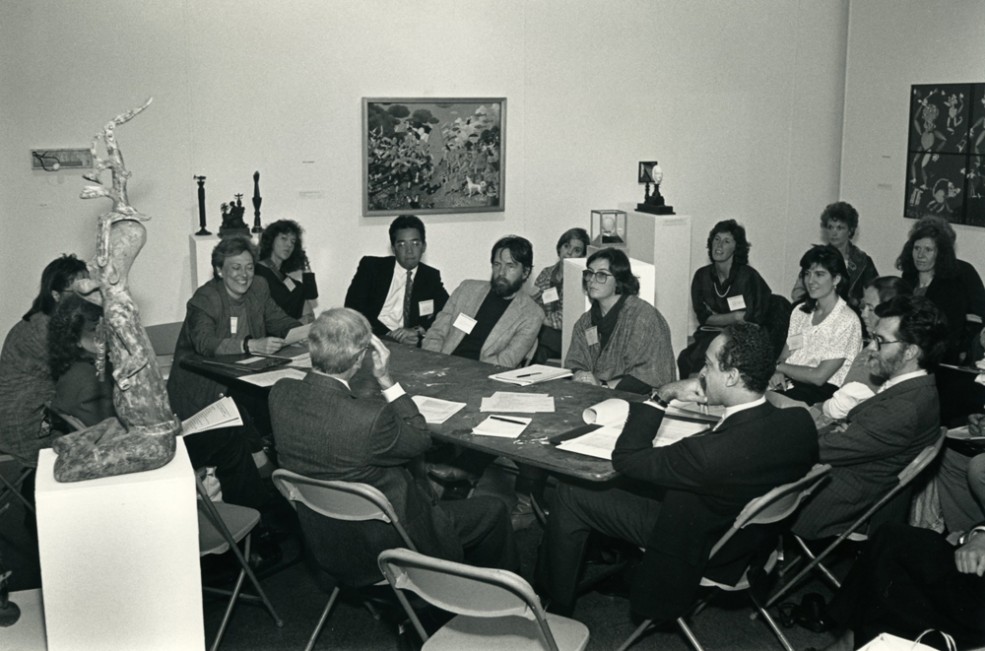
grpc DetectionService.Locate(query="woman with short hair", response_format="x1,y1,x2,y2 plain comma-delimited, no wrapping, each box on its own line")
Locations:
531,227,590,363
565,248,675,393
256,219,318,322
772,244,863,405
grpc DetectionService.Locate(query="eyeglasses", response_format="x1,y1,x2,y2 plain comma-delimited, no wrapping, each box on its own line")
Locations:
394,239,423,250
869,336,904,350
582,270,614,283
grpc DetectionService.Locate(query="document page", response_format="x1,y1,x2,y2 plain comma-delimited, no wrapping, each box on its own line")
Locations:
480,392,555,413
181,396,242,436
240,367,307,387
411,395,467,424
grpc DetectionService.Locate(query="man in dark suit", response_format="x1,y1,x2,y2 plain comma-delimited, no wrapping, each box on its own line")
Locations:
792,295,949,539
344,214,449,344
537,323,819,621
268,308,517,586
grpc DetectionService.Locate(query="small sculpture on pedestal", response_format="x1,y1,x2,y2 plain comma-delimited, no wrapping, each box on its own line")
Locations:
219,193,250,239
52,97,179,482
251,170,263,233
590,209,628,248
637,161,675,215
194,175,210,236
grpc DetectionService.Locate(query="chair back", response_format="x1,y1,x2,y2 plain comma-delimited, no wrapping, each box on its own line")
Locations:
378,547,562,651
898,428,946,485
709,463,831,559
271,468,416,550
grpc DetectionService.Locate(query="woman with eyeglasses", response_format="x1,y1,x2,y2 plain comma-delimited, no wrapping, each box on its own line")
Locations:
564,248,675,393
771,244,863,405
255,219,318,323
677,219,772,379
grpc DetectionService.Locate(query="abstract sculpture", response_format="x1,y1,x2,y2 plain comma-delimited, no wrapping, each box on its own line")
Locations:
51,98,180,482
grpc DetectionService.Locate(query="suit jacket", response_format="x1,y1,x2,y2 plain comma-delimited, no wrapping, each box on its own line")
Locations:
612,400,818,622
167,276,300,419
792,373,941,539
421,279,544,368
268,372,463,586
344,256,449,337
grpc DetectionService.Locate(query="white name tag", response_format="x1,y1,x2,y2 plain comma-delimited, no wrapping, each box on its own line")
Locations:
585,326,599,347
727,295,746,311
419,299,434,317
542,287,559,304
787,333,805,351
230,316,238,335
283,277,297,292
453,313,477,334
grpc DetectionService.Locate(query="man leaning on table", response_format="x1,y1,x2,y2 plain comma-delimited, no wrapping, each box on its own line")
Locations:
344,214,449,345
537,322,818,621
422,234,544,368
268,308,518,585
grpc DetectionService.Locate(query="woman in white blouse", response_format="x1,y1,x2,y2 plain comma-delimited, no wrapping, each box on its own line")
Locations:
771,244,863,405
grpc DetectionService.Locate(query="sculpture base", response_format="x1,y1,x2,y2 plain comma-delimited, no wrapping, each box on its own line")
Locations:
637,203,675,215
195,227,212,236
219,225,251,239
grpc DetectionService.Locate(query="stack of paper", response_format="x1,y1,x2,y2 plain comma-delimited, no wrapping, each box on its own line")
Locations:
411,395,467,424
480,392,555,413
181,396,243,437
283,324,312,345
472,414,532,439
489,364,573,386
557,398,708,460
240,367,307,387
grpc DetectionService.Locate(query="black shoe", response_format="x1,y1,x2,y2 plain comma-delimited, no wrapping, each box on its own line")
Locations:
426,463,480,484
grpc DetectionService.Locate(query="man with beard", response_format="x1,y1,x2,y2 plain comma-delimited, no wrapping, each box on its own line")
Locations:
422,235,543,368
537,323,818,621
791,295,949,539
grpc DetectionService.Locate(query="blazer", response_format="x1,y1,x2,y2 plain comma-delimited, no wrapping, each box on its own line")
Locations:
792,373,941,539
612,400,818,622
422,279,544,369
344,256,449,337
167,276,299,419
904,260,985,363
268,372,464,586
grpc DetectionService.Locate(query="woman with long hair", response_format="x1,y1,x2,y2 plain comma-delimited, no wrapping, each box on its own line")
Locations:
48,294,115,427
256,219,318,322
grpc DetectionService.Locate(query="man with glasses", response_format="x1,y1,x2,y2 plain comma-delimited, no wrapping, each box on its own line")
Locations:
422,235,544,368
269,308,518,583
344,214,449,345
791,295,949,539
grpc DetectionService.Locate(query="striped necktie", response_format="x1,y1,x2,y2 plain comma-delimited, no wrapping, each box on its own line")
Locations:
402,270,413,328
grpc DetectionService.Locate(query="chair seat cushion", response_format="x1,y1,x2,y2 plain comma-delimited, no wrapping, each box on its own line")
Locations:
424,613,589,650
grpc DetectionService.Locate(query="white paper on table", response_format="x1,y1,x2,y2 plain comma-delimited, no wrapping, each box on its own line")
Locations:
556,426,622,460
181,396,242,437
488,364,573,386
240,367,307,387
472,415,532,438
412,395,467,424
288,352,312,369
582,398,630,426
283,324,312,346
665,399,723,421
480,392,555,413
236,355,276,366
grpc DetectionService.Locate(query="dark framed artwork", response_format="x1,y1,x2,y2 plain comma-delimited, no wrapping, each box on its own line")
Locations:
905,82,985,226
362,98,506,216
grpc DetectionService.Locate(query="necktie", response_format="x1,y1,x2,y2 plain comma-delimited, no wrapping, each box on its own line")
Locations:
402,270,413,328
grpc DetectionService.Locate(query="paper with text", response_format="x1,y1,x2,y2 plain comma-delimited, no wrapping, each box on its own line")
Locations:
181,396,242,437
480,392,555,413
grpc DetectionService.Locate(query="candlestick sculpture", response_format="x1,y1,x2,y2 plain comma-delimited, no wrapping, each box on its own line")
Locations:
52,97,179,482
195,175,210,235
252,170,263,233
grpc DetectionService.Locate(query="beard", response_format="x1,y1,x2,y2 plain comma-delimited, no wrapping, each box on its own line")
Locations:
867,346,908,381
491,274,525,298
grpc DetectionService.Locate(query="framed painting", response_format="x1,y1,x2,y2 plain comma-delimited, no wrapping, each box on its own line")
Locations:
363,97,505,216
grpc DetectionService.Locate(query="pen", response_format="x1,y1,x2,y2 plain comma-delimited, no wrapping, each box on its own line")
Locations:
490,415,528,425
514,372,538,378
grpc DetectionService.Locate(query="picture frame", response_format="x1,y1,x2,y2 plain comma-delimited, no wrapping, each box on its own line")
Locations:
363,97,506,216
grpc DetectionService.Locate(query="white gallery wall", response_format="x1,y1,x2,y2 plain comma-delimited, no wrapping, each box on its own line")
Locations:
840,0,985,278
0,0,850,331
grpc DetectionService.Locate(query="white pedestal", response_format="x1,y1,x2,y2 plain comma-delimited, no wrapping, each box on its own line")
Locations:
35,444,204,651
190,234,221,290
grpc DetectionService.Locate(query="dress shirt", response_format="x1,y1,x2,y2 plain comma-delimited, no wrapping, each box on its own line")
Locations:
378,260,418,331
716,396,767,430
313,370,406,402
877,369,927,394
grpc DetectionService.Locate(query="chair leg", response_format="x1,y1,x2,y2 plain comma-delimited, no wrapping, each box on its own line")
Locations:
0,468,35,515
304,588,340,651
766,535,842,609
676,617,706,651
753,599,795,651
228,532,284,628
616,618,653,651
210,538,251,651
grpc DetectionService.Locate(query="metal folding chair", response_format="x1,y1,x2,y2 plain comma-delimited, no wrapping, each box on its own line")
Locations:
196,473,283,651
0,454,34,517
271,468,417,651
765,430,947,609
379,547,590,651
617,463,832,651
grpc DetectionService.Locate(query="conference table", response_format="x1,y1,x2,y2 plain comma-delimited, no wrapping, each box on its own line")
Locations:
181,342,715,482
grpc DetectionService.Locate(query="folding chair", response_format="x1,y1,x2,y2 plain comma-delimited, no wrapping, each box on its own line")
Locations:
196,473,283,651
0,454,34,517
765,430,947,609
379,547,590,651
271,468,417,651
617,463,832,651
